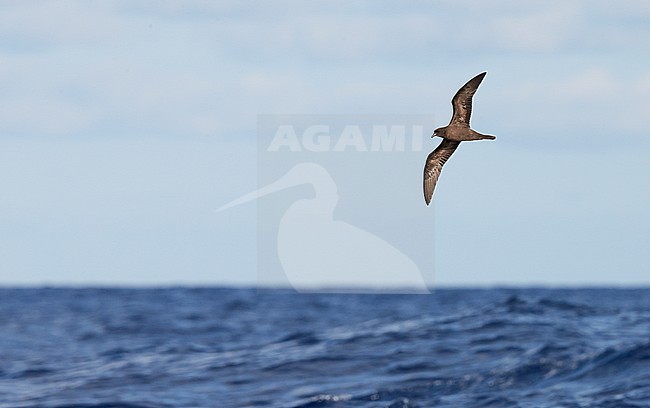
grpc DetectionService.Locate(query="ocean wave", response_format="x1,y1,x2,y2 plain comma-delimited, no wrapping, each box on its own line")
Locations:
1,288,650,408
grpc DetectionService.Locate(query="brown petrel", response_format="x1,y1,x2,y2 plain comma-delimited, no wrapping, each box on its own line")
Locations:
423,72,496,205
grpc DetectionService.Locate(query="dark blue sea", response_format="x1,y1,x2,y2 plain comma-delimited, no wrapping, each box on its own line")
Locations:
1,288,650,408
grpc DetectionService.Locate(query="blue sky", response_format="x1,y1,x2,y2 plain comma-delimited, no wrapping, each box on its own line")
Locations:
0,1,648,287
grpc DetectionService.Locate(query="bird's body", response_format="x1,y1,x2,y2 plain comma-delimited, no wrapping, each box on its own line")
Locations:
436,123,493,142
423,72,495,205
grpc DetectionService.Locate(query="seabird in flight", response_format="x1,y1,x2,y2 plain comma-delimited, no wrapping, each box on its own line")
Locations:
423,72,496,205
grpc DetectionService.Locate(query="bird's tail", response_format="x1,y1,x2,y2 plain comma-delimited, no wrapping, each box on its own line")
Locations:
469,130,496,140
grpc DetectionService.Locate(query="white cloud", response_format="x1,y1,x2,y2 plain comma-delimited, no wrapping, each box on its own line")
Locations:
0,0,647,161
490,6,580,52
554,69,620,98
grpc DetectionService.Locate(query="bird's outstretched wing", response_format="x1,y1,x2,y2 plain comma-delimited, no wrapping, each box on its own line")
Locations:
423,139,460,205
450,72,486,126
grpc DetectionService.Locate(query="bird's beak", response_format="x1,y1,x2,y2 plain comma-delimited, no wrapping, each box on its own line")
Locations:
431,133,436,138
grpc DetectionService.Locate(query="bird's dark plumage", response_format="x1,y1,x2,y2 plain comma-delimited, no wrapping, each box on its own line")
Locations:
423,139,459,205
423,72,495,205
451,71,485,126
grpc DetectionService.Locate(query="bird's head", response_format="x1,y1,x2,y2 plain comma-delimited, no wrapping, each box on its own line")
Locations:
432,127,446,138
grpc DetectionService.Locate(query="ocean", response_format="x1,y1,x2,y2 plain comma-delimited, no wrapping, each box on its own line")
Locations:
1,288,649,407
